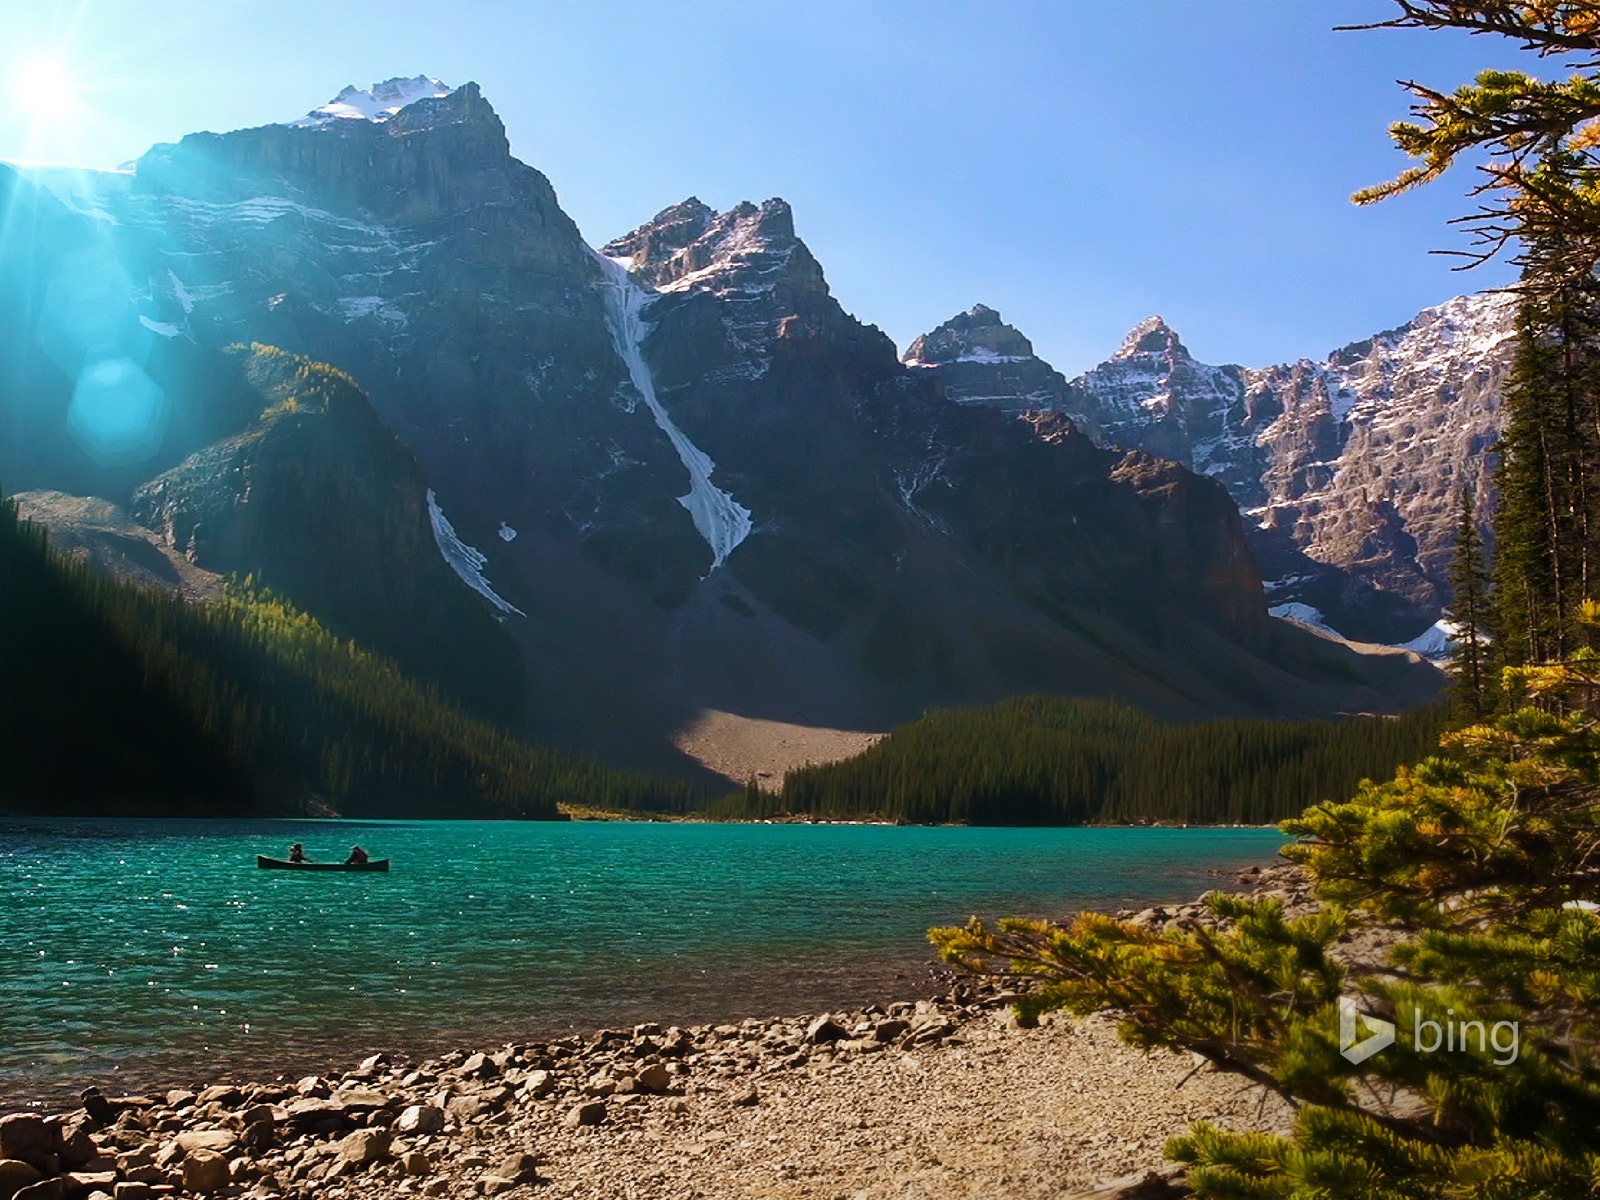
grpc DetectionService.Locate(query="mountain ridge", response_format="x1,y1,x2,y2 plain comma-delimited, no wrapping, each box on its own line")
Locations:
907,291,1517,644
0,78,1446,784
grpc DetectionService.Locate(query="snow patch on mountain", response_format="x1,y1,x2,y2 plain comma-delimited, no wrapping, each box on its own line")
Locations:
1398,619,1460,660
426,489,524,616
290,77,453,127
167,270,195,315
1269,602,1340,636
1273,602,1459,661
138,315,183,338
593,252,753,572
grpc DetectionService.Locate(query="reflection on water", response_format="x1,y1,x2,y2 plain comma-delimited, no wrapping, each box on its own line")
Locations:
0,818,1284,1103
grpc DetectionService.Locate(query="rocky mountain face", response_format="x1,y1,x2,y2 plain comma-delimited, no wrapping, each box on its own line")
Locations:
0,79,1444,779
907,294,1517,643
904,305,1079,419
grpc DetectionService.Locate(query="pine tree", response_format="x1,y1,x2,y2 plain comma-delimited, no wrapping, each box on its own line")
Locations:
1447,483,1493,717
1489,264,1600,675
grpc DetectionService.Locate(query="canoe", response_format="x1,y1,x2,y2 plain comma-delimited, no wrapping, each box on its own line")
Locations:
257,856,389,872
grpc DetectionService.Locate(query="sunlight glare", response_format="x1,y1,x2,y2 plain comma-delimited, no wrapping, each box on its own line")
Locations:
14,60,82,120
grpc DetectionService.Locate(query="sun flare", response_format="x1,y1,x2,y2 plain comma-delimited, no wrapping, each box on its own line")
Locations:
14,59,81,118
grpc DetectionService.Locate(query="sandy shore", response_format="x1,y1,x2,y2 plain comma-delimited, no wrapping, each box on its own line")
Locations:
0,870,1310,1200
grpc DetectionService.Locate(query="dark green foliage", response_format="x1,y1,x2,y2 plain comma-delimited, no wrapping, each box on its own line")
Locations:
144,344,528,726
933,699,1600,1197
1446,483,1492,717
706,697,1445,825
0,490,696,818
1488,283,1600,671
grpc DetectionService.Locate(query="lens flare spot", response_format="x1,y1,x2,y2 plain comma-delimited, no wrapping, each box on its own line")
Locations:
38,249,144,375
66,356,168,466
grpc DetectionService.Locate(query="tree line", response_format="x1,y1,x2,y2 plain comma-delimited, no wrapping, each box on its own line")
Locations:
707,696,1446,825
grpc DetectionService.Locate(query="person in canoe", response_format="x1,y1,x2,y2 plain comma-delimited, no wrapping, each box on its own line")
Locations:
288,843,307,863
345,846,369,865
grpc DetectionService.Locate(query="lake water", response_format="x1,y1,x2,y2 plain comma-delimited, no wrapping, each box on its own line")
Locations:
0,818,1285,1105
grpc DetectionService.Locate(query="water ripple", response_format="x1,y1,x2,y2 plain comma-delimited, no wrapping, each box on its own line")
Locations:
0,818,1283,1103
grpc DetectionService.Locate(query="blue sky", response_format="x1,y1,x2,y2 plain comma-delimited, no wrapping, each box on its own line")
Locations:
1,1,1542,374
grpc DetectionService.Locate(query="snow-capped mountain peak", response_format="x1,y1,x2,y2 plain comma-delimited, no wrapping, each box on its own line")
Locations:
290,76,454,127
902,304,1036,367
1113,316,1184,361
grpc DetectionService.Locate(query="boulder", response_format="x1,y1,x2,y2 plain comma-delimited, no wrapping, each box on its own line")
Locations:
353,1054,388,1078
0,1160,43,1200
337,1129,390,1166
236,1121,275,1154
237,1104,275,1128
520,1070,554,1099
112,1185,153,1200
400,1151,431,1177
78,1091,115,1127
328,1089,389,1111
180,1149,231,1194
63,1171,117,1193
457,1053,495,1078
195,1086,242,1108
52,1122,96,1172
635,1064,671,1093
495,1153,539,1184
444,1095,482,1123
11,1181,64,1200
0,1117,58,1171
152,1143,183,1170
477,1177,516,1196
805,1016,849,1044
912,1020,956,1043
477,1085,513,1110
175,1130,237,1156
729,1085,760,1107
395,1105,445,1135
564,1102,606,1128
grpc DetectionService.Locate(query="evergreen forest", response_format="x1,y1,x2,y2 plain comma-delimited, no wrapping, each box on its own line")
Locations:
710,696,1446,825
0,490,697,818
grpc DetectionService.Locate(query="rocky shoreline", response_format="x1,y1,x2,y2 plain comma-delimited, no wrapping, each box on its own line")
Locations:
0,867,1307,1200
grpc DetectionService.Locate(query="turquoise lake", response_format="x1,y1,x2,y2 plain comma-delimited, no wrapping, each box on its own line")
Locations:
0,819,1285,1104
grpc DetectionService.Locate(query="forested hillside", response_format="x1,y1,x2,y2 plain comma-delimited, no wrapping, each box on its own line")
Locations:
0,492,696,817
715,696,1445,825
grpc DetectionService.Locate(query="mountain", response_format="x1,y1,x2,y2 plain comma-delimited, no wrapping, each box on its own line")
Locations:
0,78,1444,782
904,304,1079,418
0,489,689,817
906,294,1517,644
128,344,526,721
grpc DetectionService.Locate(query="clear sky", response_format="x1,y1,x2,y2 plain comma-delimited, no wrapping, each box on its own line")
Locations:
0,0,1545,375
